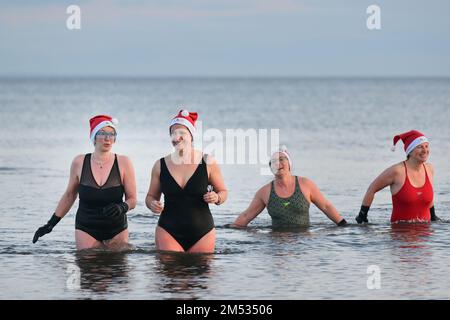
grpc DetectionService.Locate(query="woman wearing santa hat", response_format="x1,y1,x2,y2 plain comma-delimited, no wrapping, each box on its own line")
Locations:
146,109,228,253
32,115,137,250
356,130,439,224
231,146,347,228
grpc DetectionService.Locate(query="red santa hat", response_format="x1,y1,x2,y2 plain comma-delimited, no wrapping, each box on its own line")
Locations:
89,114,118,143
392,130,429,155
169,109,198,138
271,145,293,170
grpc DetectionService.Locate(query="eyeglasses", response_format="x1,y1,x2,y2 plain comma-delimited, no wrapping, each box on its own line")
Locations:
271,156,289,164
96,131,117,140
170,128,190,136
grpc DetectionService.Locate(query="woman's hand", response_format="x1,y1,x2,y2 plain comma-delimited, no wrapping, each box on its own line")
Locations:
32,213,61,243
150,200,164,214
203,191,219,204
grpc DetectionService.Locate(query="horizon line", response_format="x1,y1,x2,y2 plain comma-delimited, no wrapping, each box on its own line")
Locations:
1,75,450,80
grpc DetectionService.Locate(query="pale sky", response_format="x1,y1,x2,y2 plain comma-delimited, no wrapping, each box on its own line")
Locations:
1,0,449,77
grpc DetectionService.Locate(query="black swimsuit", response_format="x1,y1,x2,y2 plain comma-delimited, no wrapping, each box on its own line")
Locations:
158,156,215,251
75,153,127,241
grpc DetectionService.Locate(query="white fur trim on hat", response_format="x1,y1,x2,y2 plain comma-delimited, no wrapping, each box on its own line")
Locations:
170,117,196,137
405,136,428,155
271,146,293,170
90,120,117,143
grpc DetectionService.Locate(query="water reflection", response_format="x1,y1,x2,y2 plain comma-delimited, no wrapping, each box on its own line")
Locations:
74,250,131,293
154,252,213,299
267,226,312,244
390,223,434,248
388,223,434,269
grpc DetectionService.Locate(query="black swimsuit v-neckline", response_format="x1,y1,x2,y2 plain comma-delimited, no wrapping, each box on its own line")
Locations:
158,155,214,251
163,157,202,191
89,153,116,188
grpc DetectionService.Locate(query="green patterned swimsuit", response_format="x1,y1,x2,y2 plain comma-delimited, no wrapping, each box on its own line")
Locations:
267,176,310,227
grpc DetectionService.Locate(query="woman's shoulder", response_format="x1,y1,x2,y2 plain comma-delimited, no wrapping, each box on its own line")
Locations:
425,162,434,174
298,176,314,187
151,156,167,174
256,182,272,200
70,154,86,176
260,181,272,191
199,151,218,166
388,162,405,174
116,153,129,160
72,154,86,166
116,154,133,166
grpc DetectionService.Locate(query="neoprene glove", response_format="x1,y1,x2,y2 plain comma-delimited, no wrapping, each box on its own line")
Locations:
430,206,441,221
102,202,129,218
356,206,370,224
32,213,61,243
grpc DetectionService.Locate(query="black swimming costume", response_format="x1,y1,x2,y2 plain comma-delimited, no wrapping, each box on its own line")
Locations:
75,153,127,241
158,155,214,251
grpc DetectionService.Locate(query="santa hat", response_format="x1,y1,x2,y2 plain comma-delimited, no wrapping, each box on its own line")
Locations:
169,109,198,138
89,114,118,143
392,130,429,155
271,145,293,170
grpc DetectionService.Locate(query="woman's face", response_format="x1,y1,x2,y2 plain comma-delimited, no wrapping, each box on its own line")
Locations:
170,124,192,150
94,126,116,151
270,153,290,175
410,142,430,162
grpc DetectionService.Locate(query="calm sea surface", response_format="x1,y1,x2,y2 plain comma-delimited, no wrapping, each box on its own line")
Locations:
1,78,450,299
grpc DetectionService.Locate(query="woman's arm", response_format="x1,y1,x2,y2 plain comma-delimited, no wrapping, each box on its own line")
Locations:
54,155,82,218
426,162,434,185
305,178,344,225
362,166,397,207
33,155,81,243
426,163,440,220
204,155,228,205
356,165,398,223
232,187,267,228
120,155,137,210
146,160,164,214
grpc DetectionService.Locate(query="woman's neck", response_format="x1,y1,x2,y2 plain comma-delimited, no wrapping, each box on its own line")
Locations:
93,150,111,161
274,173,294,187
172,148,195,164
406,157,424,171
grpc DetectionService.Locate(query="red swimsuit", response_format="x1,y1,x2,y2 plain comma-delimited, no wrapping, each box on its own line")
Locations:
391,162,433,223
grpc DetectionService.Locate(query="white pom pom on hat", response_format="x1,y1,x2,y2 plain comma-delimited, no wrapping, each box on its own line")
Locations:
169,109,199,138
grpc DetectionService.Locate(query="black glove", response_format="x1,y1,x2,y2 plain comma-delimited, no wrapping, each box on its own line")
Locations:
32,213,61,243
356,205,370,224
337,218,348,227
102,202,129,218
430,206,441,221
